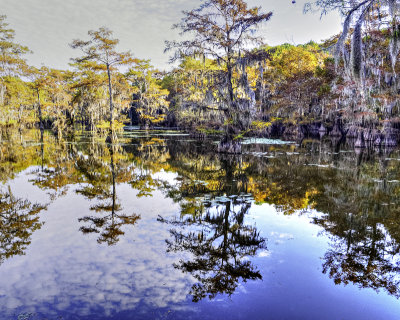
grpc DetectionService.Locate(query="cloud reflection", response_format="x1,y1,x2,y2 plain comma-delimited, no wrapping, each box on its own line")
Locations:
0,184,194,318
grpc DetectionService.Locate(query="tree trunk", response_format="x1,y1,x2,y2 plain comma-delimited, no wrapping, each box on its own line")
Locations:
40,129,44,171
218,52,242,154
37,89,44,131
110,145,116,215
226,61,234,106
0,82,5,106
106,64,115,142
218,136,242,154
222,201,231,262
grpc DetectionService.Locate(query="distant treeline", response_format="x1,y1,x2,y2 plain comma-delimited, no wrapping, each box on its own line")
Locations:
1,0,400,146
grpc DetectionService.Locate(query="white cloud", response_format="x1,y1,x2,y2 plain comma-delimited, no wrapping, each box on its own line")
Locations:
0,0,341,70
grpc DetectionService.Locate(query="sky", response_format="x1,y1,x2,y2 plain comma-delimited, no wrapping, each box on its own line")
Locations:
0,0,342,70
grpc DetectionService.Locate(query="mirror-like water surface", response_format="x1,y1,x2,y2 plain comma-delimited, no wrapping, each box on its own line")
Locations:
1,129,400,320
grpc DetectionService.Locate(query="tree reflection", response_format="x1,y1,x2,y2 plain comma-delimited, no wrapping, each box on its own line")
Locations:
0,187,46,264
0,129,48,182
77,140,140,245
315,212,400,298
31,130,80,199
160,195,266,302
158,138,400,300
2,128,400,300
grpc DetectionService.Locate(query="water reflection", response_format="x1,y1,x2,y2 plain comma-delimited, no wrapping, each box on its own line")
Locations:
156,152,267,302
155,136,400,301
0,187,46,265
1,128,400,318
315,210,400,297
77,142,140,245
30,131,79,199
160,197,266,302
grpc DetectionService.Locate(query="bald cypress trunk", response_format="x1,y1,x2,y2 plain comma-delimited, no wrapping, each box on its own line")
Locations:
37,88,44,131
0,82,5,106
106,64,115,143
218,52,242,154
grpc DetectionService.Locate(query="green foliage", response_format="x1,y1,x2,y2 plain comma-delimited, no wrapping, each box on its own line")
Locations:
126,59,169,127
1,7,400,139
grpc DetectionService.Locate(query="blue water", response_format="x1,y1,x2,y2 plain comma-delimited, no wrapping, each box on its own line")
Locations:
0,130,399,320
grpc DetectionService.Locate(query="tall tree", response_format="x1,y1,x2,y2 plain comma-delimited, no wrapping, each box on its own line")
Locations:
126,59,169,129
305,0,400,78
70,60,110,131
0,15,31,125
70,28,134,140
166,0,272,153
45,69,73,139
0,15,30,79
27,66,52,132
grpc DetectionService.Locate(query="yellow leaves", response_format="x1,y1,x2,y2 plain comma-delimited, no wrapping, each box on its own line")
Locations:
205,180,221,191
0,118,17,126
243,173,319,212
224,118,234,126
249,7,259,15
180,56,222,72
0,16,31,78
251,120,272,130
244,65,259,88
141,138,165,147
96,120,125,131
304,189,319,208
188,90,205,102
141,114,166,122
73,27,134,68
265,43,328,80
274,47,316,77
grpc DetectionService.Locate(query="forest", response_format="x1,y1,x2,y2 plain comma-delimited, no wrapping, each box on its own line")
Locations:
1,1,400,318
1,0,400,152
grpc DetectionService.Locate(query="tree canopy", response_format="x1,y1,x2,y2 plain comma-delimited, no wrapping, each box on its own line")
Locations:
166,0,273,153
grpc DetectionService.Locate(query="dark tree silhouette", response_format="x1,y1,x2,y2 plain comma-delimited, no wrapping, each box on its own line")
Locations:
159,198,266,302
0,187,46,264
314,211,400,298
77,142,140,246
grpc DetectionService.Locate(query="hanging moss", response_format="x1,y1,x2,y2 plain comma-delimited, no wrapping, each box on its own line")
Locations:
351,20,364,79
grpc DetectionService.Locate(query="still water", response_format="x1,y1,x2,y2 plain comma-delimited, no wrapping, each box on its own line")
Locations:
1,129,400,320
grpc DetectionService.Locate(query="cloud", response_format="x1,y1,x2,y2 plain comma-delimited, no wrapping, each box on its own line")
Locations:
0,0,341,70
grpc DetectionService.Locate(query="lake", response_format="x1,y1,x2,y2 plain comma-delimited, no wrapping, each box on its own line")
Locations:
1,129,400,320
